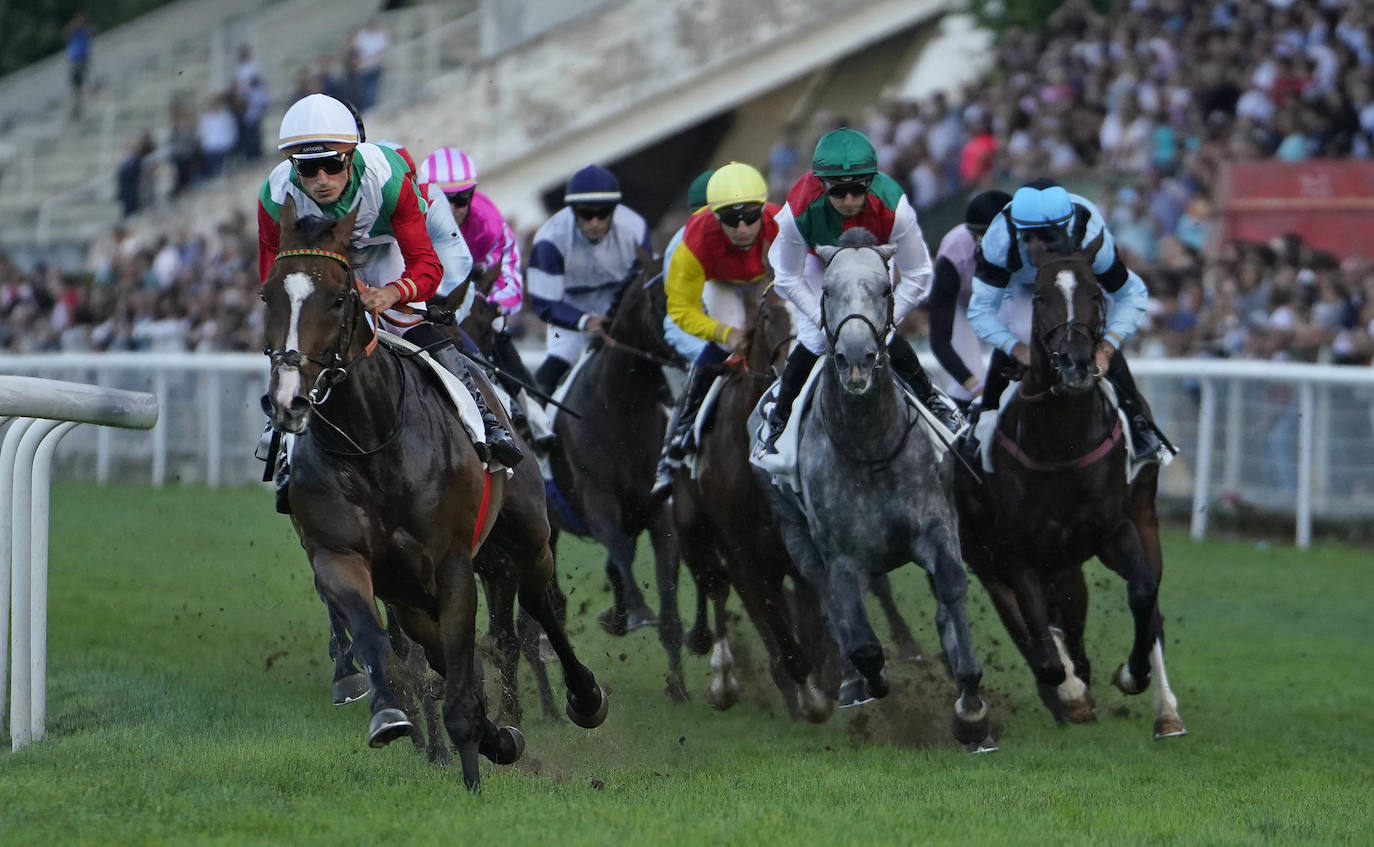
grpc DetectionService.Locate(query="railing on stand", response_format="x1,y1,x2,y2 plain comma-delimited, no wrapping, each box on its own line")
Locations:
1,375,158,751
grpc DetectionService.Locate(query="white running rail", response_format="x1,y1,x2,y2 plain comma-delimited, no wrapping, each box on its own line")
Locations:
1,376,158,751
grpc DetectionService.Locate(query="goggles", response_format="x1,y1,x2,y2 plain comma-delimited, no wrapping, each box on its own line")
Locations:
293,153,350,178
447,188,475,209
715,206,763,228
823,177,872,199
574,205,615,221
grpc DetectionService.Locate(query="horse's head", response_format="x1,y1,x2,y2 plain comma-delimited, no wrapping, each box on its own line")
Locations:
815,228,896,395
1029,242,1106,394
260,197,364,433
605,245,684,366
742,283,794,377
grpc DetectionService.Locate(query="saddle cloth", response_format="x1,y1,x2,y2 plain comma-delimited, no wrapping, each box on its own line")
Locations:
375,330,489,464
681,375,729,480
748,358,950,493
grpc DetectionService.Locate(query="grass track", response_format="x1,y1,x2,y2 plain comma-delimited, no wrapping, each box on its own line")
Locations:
0,483,1370,845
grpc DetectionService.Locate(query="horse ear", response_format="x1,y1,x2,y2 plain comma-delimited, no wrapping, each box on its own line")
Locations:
874,244,898,262
815,245,840,265
278,195,300,248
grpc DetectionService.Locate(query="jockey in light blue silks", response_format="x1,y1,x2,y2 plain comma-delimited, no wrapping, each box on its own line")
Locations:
526,165,654,397
966,178,1173,464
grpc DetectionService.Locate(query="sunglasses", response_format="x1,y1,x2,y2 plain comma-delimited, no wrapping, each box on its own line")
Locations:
447,189,475,209
824,179,871,199
575,205,615,221
294,154,349,178
716,207,763,228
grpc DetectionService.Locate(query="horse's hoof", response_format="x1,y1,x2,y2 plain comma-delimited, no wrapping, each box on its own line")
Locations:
800,680,835,723
625,605,659,631
706,679,737,711
492,726,525,764
597,608,628,636
685,627,713,656
837,676,876,709
966,735,1000,754
567,684,610,729
332,672,371,707
952,709,991,746
367,708,414,748
1112,663,1149,696
665,674,690,704
1063,693,1098,724
1153,716,1189,740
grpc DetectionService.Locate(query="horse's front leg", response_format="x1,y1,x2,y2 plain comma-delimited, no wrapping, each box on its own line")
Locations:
479,566,524,727
871,571,924,662
312,552,413,748
821,554,887,701
916,524,992,749
647,506,687,702
322,598,370,706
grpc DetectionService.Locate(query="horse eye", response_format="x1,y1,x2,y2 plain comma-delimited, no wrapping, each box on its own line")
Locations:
259,291,266,303
332,294,347,309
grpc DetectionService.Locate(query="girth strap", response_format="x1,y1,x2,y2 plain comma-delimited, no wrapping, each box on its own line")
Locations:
995,416,1122,472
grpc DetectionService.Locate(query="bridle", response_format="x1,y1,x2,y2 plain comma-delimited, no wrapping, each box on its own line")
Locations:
819,246,895,355
263,247,379,408
1030,255,1106,393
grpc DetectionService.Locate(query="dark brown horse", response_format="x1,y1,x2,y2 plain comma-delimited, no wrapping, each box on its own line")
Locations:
545,257,690,700
669,286,837,720
954,248,1186,739
261,199,608,790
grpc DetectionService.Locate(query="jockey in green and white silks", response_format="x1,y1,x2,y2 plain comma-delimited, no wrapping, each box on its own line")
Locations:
967,178,1171,464
755,127,964,461
256,94,520,514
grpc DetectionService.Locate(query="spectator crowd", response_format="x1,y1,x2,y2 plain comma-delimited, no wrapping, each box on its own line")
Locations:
6,0,1374,367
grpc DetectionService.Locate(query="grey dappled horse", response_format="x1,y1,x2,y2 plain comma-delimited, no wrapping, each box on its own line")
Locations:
757,228,992,748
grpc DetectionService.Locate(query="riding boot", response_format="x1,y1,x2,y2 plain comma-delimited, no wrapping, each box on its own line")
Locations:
1105,353,1172,464
652,347,724,500
535,356,572,399
887,335,967,435
755,344,820,458
431,344,524,469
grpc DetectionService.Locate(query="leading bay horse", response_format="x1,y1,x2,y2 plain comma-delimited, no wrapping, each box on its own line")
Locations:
757,229,991,747
261,199,608,790
953,245,1186,739
545,255,689,700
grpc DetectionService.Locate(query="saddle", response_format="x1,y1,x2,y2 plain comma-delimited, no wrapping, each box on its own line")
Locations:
749,358,949,493
376,330,489,465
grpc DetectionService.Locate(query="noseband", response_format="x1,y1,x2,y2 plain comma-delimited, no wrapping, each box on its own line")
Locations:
263,247,377,407
1033,259,1106,385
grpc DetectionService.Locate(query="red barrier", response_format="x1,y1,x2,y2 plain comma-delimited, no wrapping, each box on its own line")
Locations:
1220,161,1374,259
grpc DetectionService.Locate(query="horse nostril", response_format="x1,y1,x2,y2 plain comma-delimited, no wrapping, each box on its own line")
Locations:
289,397,310,416
260,394,273,415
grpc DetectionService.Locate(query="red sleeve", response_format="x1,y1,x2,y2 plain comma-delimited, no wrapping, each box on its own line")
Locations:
258,202,281,284
388,177,442,302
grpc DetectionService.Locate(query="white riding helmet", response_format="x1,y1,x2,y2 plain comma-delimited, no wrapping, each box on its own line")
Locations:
277,94,360,156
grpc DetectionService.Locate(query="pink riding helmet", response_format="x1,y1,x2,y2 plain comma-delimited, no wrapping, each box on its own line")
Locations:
418,147,478,194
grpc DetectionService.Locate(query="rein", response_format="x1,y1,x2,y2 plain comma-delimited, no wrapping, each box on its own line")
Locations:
817,376,921,469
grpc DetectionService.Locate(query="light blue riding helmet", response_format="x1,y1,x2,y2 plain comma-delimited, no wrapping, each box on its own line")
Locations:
1009,181,1074,230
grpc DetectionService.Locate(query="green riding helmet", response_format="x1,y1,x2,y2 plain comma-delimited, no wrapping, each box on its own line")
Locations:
686,168,715,211
811,127,878,180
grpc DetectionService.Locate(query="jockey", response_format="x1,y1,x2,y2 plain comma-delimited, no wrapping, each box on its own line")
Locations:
927,189,1011,406
416,147,536,390
966,178,1171,463
756,127,964,460
659,168,715,362
374,140,476,325
651,162,780,499
256,94,521,492
526,165,653,397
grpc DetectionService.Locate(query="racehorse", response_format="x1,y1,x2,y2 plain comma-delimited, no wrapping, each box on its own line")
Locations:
758,228,991,747
953,244,1186,739
544,252,690,700
670,286,837,720
260,198,608,790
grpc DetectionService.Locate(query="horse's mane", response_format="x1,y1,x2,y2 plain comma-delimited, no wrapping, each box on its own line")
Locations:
837,227,878,249
293,215,340,248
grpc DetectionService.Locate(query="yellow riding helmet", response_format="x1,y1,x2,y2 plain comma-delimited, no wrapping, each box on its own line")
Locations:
706,162,767,211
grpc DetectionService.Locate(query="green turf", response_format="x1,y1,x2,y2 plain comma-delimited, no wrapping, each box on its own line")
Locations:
0,483,1370,845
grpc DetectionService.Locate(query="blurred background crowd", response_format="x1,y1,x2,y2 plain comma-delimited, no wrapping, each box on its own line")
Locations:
4,0,1374,369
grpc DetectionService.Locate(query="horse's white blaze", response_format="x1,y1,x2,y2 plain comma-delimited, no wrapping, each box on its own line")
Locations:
1054,269,1078,325
272,272,315,409
1149,639,1181,720
1051,628,1089,703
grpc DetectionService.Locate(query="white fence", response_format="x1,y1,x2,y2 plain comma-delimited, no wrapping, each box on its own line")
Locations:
1,353,1373,548
1,376,159,750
